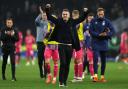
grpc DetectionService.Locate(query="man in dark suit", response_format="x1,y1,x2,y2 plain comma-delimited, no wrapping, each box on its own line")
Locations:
0,18,19,81
45,4,89,87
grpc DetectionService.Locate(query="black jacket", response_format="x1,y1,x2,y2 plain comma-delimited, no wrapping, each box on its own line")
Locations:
46,9,88,51
0,27,19,48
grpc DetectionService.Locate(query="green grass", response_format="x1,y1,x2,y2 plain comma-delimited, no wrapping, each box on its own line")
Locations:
0,59,128,89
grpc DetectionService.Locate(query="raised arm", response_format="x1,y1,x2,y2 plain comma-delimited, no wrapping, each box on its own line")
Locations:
45,4,58,24
73,8,89,25
35,14,42,26
35,6,46,26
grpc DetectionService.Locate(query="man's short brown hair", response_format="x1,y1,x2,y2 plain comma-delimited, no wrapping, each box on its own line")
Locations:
97,8,105,12
87,13,94,17
72,10,79,15
63,9,69,12
6,18,13,21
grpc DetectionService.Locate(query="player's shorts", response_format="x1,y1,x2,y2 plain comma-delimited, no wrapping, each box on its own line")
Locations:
73,48,83,60
86,48,93,62
15,48,21,53
26,49,34,57
120,47,128,54
15,52,20,56
44,46,59,61
120,44,128,54
15,46,21,53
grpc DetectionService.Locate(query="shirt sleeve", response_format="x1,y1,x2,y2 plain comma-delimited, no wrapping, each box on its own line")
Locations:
106,20,115,38
11,30,19,42
45,9,58,24
35,14,42,26
89,21,99,37
0,29,10,41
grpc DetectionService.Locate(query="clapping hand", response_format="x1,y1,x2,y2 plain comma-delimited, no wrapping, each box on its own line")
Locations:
83,8,88,12
99,32,107,36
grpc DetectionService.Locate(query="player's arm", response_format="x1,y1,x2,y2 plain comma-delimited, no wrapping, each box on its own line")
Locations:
73,8,89,25
39,6,43,14
83,24,89,33
45,4,58,24
24,37,27,44
99,20,115,39
0,30,6,41
35,14,42,26
32,36,36,43
20,32,23,43
121,34,125,44
89,21,100,38
45,28,53,39
106,20,115,38
10,30,19,42
0,29,10,41
35,6,45,26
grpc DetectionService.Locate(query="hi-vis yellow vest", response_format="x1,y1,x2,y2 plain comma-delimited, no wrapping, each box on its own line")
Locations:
77,23,84,41
43,22,59,45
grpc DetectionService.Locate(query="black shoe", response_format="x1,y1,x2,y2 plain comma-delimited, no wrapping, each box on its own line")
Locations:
40,74,44,78
64,82,68,87
2,76,6,80
40,74,47,79
59,82,64,87
12,77,17,81
44,74,47,79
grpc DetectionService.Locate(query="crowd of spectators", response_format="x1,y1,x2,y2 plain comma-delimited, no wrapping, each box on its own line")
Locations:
0,0,128,35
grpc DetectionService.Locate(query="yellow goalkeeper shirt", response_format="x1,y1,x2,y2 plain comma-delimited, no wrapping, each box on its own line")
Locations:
77,23,84,41
43,22,59,45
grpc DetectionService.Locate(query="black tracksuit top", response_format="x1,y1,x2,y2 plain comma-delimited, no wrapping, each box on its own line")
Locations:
0,27,19,48
46,9,89,51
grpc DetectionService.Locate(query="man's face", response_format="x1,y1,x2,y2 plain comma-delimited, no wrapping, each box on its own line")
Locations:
87,16,94,22
97,11,104,18
6,20,13,28
41,13,47,21
72,13,79,19
62,11,70,21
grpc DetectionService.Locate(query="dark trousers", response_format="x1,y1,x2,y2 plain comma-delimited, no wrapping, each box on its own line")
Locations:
93,50,107,75
59,45,73,84
37,42,46,78
83,54,90,74
2,47,15,78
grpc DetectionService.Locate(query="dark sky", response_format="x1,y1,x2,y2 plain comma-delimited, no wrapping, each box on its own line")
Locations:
0,0,85,9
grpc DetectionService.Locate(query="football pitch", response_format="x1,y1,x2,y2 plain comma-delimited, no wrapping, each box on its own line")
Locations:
0,59,128,89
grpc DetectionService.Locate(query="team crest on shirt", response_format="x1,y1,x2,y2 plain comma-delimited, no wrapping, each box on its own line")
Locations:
102,21,105,26
87,26,89,29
